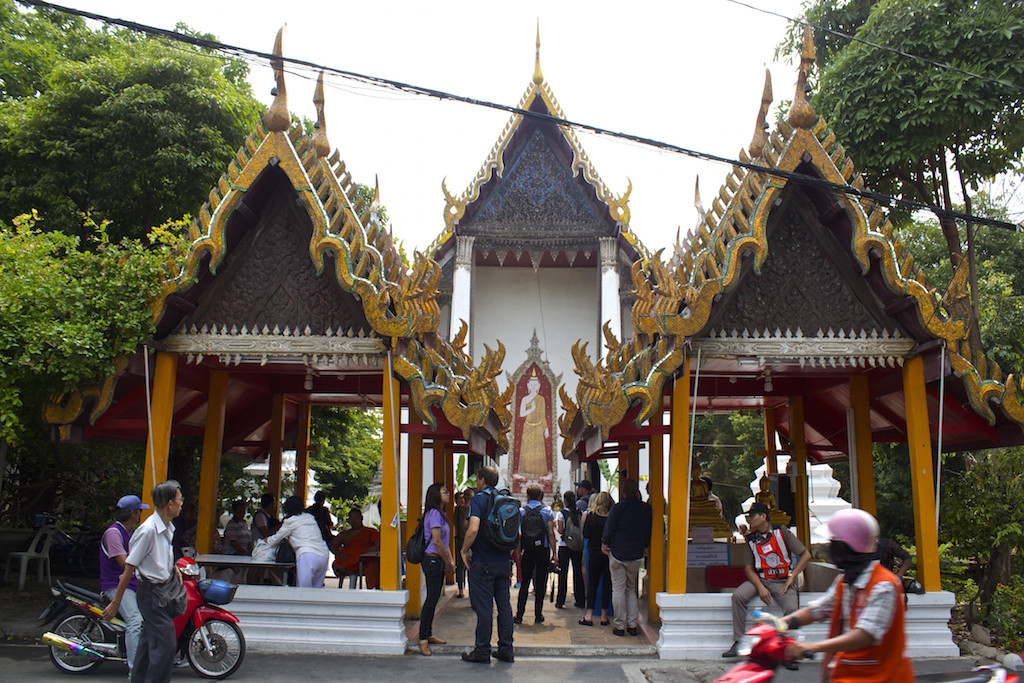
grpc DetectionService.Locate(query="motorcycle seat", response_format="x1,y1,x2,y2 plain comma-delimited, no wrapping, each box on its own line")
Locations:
56,578,105,605
915,671,998,683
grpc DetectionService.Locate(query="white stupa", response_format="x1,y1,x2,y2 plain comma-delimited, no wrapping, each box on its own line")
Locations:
735,455,851,544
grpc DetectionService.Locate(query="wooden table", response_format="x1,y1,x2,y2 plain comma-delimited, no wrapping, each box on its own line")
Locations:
195,554,295,585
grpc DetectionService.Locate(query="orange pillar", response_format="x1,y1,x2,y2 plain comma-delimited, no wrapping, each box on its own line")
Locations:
648,405,665,621
763,407,778,475
849,375,877,515
141,352,178,516
380,358,401,592
294,403,312,502
666,357,691,593
788,396,810,547
196,369,227,554
903,356,940,591
405,411,423,618
267,394,285,510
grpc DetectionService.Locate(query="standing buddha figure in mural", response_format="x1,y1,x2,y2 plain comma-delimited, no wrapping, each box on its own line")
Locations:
518,371,549,476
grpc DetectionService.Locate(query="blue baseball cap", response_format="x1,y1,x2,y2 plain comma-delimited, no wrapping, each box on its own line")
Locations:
116,495,150,511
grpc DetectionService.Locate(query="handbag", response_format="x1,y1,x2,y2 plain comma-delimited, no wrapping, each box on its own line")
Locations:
147,576,187,617
405,518,426,564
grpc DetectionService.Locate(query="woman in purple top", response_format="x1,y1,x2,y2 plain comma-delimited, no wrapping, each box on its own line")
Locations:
418,482,455,656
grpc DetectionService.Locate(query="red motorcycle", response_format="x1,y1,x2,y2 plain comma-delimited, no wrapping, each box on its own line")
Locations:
42,557,246,679
716,610,1019,683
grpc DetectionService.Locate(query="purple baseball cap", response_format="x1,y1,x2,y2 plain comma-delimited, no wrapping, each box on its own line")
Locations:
116,495,150,511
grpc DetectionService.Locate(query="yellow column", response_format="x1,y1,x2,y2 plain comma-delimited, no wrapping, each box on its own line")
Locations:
380,358,401,592
267,394,285,510
293,403,312,502
788,396,811,547
667,357,691,593
903,356,940,591
648,406,665,622
763,407,778,475
141,352,178,515
405,411,423,619
849,375,877,516
196,370,227,554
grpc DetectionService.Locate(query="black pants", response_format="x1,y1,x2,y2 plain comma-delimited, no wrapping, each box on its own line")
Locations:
586,550,612,613
132,582,176,683
468,559,513,656
515,545,550,620
419,556,444,640
454,536,466,592
557,546,585,608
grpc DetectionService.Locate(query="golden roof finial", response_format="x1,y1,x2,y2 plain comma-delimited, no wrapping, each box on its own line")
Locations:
311,71,330,158
263,27,290,133
749,68,773,157
788,26,817,130
533,19,543,85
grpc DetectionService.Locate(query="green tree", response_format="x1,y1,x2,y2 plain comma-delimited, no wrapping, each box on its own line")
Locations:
309,407,383,504
693,412,767,528
787,0,1024,343
0,14,262,242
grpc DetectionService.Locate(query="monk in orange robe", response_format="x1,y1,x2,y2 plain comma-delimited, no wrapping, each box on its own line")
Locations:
329,509,380,589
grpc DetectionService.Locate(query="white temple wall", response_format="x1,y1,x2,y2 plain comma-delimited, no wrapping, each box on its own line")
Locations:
471,265,601,496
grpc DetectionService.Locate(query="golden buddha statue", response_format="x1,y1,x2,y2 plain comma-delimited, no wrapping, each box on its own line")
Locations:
688,460,731,538
755,474,790,526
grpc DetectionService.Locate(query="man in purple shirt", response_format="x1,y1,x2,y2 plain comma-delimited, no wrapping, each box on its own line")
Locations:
99,494,149,677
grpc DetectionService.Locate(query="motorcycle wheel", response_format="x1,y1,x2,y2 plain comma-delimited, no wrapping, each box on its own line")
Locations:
48,614,106,674
185,619,245,679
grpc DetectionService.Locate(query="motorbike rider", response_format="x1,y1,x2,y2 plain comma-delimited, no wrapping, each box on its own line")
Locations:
782,508,914,682
100,494,149,678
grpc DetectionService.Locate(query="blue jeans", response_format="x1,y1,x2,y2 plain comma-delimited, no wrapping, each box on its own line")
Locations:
103,587,142,676
468,560,513,655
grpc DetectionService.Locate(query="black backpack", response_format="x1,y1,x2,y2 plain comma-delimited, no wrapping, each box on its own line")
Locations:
480,488,520,553
520,505,546,549
405,518,426,564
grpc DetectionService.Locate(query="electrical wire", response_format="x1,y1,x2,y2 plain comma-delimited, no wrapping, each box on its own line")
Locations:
18,0,1021,233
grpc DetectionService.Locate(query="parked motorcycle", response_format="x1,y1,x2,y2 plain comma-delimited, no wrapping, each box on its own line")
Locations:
40,557,246,679
716,610,1020,683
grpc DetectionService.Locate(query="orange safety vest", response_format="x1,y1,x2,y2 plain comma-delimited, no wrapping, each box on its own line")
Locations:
749,528,792,580
827,563,914,683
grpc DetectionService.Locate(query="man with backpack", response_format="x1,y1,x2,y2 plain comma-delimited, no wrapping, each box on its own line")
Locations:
460,466,518,664
514,484,557,625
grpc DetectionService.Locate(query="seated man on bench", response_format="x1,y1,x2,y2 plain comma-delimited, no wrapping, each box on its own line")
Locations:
329,509,380,589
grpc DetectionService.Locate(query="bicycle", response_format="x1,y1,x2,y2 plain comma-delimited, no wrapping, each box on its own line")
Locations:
37,514,102,578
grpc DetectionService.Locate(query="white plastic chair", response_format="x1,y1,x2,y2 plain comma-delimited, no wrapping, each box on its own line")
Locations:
4,525,57,590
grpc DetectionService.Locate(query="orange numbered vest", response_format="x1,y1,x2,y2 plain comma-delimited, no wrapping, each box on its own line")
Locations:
827,563,914,683
749,528,792,580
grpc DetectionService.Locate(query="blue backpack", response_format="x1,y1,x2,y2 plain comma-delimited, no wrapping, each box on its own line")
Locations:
481,488,520,552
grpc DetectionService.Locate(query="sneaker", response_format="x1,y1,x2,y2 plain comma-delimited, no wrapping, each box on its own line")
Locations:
783,661,799,671
462,649,490,664
612,628,626,636
722,641,740,658
494,649,514,663
627,626,639,636
513,615,523,624
534,614,544,624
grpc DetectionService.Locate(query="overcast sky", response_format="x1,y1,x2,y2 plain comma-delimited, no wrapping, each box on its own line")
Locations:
57,0,807,252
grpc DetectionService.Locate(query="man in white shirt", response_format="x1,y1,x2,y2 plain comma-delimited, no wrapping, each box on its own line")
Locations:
102,480,183,683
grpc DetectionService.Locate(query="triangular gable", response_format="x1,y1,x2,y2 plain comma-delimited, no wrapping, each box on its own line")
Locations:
426,67,644,263
561,42,1024,456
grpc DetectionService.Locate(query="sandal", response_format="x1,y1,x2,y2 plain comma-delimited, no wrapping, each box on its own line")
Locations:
578,618,593,626
600,619,610,626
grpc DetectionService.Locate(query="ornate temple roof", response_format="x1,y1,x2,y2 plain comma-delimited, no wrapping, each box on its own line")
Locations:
426,29,647,265
46,31,511,458
561,30,1024,461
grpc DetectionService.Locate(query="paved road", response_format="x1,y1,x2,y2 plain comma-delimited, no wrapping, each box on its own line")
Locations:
0,645,995,682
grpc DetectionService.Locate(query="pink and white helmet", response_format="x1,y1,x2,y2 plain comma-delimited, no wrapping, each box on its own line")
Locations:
827,508,880,554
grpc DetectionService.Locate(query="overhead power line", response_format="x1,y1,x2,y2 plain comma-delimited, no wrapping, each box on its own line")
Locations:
18,0,1022,233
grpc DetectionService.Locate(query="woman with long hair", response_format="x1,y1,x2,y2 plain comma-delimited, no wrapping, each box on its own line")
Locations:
264,496,330,588
418,483,456,656
556,490,585,609
579,491,613,626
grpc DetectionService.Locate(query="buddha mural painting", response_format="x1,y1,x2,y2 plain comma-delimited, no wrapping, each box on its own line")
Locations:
517,368,550,476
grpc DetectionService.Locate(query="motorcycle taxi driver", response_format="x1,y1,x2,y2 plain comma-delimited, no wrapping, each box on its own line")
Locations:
782,508,914,682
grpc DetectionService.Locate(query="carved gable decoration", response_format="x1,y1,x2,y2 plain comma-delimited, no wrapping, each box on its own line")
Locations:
185,186,370,336
468,128,603,233
709,203,896,338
